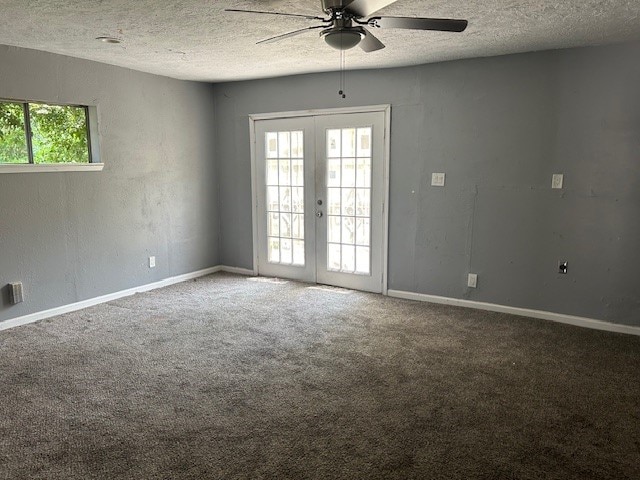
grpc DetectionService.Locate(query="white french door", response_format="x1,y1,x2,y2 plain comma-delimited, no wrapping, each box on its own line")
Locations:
255,116,316,283
254,109,386,293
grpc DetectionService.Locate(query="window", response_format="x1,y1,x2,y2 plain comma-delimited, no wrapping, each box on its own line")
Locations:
0,98,101,173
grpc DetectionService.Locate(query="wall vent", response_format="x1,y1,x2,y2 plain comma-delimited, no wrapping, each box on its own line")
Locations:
9,282,24,304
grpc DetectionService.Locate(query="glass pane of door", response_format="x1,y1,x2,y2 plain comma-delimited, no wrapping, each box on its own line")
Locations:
325,127,372,275
265,130,305,266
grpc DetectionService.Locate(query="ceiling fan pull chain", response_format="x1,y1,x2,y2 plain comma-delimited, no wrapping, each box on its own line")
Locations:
343,51,347,98
338,49,342,98
338,49,346,99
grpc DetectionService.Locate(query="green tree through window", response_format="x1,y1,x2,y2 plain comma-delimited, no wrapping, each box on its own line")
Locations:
30,103,89,164
0,102,29,164
0,100,90,165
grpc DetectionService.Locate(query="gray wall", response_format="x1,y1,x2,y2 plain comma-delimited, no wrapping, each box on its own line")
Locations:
214,41,640,327
0,45,219,323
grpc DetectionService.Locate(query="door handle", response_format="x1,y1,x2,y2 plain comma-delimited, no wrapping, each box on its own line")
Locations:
316,211,323,218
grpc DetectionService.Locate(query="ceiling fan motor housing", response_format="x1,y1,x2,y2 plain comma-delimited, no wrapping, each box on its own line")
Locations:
321,0,353,15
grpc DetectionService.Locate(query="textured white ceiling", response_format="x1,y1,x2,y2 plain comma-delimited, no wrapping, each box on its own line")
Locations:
1,0,639,82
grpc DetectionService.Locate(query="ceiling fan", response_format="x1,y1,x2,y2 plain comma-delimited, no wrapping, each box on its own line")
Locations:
226,0,468,52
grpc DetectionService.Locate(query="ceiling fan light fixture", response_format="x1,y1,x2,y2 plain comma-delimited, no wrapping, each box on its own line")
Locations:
321,28,364,50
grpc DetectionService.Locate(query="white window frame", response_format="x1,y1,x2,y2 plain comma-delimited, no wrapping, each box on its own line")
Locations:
0,97,103,174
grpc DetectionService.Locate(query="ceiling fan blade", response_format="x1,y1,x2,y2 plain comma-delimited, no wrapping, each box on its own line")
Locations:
225,9,328,22
370,16,468,32
359,28,385,52
344,0,398,18
257,25,326,45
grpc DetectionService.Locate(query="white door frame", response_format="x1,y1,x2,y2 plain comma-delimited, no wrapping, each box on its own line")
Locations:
249,104,391,295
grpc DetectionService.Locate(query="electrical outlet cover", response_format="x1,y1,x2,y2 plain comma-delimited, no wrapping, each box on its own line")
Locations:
431,173,445,187
552,174,564,189
467,273,478,288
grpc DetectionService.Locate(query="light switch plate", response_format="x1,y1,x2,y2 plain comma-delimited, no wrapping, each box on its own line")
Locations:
467,273,478,288
431,173,446,187
552,174,564,189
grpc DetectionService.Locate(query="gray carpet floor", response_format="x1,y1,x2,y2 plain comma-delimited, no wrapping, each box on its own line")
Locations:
1,272,638,480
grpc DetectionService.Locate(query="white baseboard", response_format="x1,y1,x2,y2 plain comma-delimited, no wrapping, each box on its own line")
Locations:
218,265,256,276
7,268,634,338
0,265,255,333
387,290,640,337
